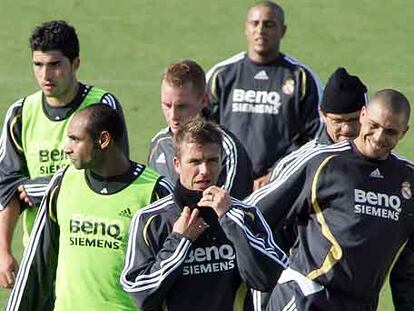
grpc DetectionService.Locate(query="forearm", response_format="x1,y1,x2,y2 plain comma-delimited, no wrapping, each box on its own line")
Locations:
0,196,20,253
121,229,191,310
220,205,288,291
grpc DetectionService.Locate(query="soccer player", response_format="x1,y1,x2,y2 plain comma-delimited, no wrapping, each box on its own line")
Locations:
148,59,254,199
121,118,288,311
6,104,172,311
245,89,414,310
250,67,366,311
0,20,129,288
206,1,322,190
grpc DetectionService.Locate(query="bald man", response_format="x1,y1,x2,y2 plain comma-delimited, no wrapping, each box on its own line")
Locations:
246,89,414,310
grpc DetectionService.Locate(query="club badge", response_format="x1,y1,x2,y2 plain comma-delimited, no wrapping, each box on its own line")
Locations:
282,78,295,96
401,181,412,200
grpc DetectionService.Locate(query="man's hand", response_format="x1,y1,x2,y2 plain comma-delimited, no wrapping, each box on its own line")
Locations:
173,207,208,241
17,185,33,207
0,250,17,288
253,172,271,191
198,186,231,218
0,196,20,289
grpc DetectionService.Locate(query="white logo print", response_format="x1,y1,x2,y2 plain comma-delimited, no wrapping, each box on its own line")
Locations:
354,188,401,221
254,70,269,80
156,153,166,164
369,168,383,178
100,187,108,194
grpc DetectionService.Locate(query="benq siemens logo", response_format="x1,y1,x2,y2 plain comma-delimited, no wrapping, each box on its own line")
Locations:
182,244,236,276
231,89,282,115
69,214,124,249
354,189,401,221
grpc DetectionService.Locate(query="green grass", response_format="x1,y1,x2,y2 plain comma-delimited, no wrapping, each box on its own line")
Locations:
1,0,412,309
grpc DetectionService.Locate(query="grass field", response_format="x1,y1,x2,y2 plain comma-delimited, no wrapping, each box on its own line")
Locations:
0,0,412,309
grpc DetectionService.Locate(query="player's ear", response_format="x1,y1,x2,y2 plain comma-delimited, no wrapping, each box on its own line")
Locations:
97,131,111,150
71,57,80,72
173,156,181,175
281,25,287,38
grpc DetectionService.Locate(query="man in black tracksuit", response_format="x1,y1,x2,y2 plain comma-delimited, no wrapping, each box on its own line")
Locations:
206,1,322,190
148,60,253,200
251,67,367,311
122,119,288,311
245,89,414,310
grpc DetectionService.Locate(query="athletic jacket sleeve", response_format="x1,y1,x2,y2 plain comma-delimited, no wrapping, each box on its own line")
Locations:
0,100,30,210
219,200,288,291
120,206,192,310
152,176,174,201
6,169,64,311
390,240,414,310
244,155,309,230
206,66,224,124
270,140,317,182
101,92,130,157
219,129,253,199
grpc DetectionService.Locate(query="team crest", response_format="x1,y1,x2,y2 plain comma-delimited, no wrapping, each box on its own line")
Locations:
401,181,412,200
282,78,295,96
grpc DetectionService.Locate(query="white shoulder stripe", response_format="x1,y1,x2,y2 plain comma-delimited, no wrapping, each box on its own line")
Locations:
0,100,24,162
158,177,174,193
226,207,288,266
270,140,318,181
120,196,192,291
220,129,238,191
206,51,246,81
101,93,116,110
245,141,351,206
150,127,170,143
283,54,324,100
392,151,414,166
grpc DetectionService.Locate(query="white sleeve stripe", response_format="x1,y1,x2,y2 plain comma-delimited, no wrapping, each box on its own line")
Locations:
0,101,23,162
22,184,48,190
226,208,288,267
205,52,246,82
283,54,324,101
6,169,64,311
220,130,237,191
122,239,191,292
270,140,317,181
100,93,116,110
228,208,287,260
120,197,174,283
121,199,191,291
158,178,174,193
244,142,351,206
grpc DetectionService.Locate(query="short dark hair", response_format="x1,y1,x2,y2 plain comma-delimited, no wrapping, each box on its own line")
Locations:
29,20,79,62
371,89,411,124
162,60,206,97
248,1,285,25
173,118,222,158
79,104,124,145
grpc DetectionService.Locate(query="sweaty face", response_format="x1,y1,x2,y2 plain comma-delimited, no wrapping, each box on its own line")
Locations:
323,110,361,143
64,113,96,169
161,81,206,134
173,142,221,191
354,102,408,160
245,5,286,61
32,50,79,105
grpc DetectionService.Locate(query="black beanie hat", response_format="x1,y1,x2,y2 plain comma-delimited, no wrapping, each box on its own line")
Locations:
321,67,367,114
